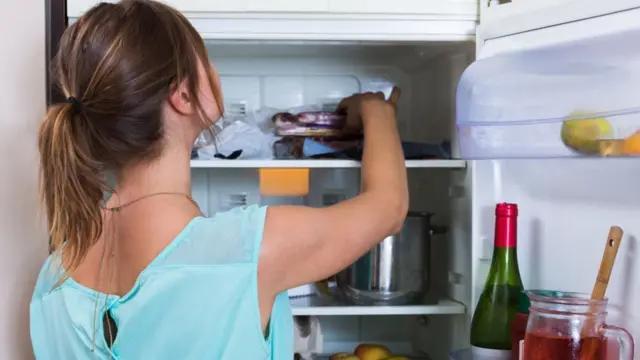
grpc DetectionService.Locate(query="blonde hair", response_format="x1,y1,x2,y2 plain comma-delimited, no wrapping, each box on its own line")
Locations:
39,0,222,274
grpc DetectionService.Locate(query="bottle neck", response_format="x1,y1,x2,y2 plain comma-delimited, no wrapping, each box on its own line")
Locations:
487,246,522,286
494,215,517,248
488,214,522,286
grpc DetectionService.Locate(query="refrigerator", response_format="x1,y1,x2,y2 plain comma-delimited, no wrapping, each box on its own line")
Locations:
0,0,628,359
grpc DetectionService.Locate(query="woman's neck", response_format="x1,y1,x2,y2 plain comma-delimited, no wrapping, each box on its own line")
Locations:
113,146,192,203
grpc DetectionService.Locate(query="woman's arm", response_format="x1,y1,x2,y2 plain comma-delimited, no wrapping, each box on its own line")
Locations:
259,88,408,298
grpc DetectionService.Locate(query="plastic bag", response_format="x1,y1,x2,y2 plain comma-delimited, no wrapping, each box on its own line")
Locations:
197,120,276,160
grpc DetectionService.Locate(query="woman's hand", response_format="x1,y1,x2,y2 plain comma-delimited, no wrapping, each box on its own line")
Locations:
336,87,401,132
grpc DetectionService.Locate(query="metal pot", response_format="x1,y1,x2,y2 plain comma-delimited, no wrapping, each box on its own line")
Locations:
336,211,447,305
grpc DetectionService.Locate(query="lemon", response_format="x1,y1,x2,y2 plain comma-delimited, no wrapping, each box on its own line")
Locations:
560,112,613,155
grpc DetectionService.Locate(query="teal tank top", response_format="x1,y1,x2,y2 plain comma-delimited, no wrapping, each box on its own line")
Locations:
30,205,293,360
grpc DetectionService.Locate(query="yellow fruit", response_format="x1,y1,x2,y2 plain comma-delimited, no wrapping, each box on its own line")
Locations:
330,353,359,360
622,131,640,155
560,112,613,155
354,344,392,360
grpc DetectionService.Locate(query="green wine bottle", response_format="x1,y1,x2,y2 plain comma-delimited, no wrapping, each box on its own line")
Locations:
470,203,524,358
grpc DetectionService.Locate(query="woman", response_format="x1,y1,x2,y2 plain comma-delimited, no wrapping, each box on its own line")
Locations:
31,1,408,359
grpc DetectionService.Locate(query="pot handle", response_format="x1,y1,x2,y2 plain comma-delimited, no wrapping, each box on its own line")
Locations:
425,212,448,235
409,211,448,235
429,224,448,235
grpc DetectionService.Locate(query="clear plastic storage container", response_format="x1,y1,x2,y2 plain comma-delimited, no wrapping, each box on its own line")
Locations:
456,28,640,159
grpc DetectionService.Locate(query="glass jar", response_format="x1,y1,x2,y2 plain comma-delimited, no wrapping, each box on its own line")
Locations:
522,290,634,360
511,291,530,360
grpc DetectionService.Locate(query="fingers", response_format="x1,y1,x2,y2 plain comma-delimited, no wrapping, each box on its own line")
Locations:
336,88,400,113
335,96,354,113
335,92,371,112
388,87,401,109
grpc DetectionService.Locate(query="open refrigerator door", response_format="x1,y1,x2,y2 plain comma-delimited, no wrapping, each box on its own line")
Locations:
456,4,640,358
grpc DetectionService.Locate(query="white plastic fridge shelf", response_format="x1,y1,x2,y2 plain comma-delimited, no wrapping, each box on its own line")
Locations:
457,27,640,160
190,159,467,169
290,295,466,316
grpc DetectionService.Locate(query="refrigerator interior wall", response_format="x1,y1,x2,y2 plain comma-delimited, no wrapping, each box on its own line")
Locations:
190,41,474,357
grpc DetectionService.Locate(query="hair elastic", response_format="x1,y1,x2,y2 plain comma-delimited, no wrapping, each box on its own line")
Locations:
66,96,83,114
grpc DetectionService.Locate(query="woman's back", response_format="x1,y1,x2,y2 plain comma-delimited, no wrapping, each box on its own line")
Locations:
33,0,408,358
31,206,292,360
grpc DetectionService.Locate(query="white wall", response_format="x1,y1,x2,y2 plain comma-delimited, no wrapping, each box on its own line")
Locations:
0,1,48,359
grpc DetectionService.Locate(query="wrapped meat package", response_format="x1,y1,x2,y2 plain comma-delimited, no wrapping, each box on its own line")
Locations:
272,111,349,137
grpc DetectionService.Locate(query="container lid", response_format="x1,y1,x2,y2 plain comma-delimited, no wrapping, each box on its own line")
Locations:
518,291,531,314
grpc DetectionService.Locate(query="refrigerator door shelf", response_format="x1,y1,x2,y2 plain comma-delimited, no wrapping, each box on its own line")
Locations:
457,28,640,160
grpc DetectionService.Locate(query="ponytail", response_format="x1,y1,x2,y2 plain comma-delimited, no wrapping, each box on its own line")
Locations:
39,0,228,274
38,103,106,273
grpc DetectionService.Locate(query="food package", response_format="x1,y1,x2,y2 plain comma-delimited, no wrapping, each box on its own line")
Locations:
272,111,349,137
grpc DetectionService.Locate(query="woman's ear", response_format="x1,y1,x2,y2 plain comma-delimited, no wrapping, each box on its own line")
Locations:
167,80,194,116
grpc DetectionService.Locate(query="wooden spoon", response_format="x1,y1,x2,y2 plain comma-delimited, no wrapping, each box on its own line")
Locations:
578,225,624,360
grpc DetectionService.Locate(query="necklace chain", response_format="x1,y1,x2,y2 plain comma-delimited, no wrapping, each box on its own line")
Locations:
91,191,200,356
104,192,201,213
